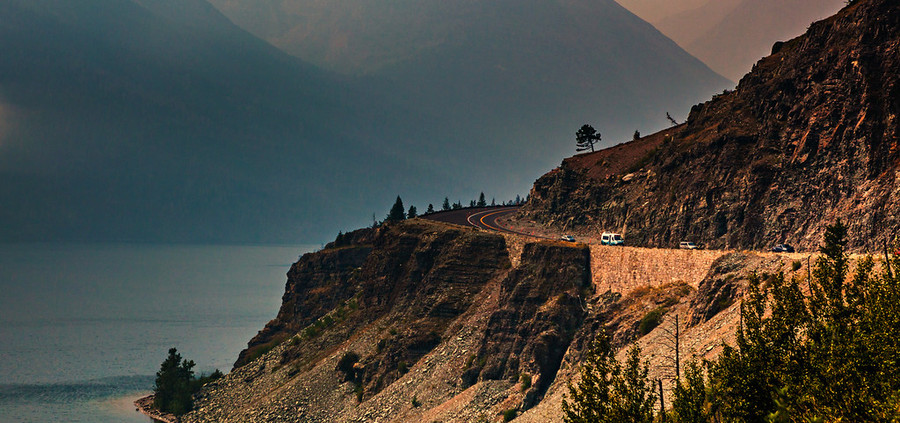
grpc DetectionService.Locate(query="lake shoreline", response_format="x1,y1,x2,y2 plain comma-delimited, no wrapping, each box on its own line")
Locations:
135,394,178,423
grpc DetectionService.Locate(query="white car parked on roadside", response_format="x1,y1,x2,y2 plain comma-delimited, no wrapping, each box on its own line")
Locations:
679,241,699,250
601,232,624,246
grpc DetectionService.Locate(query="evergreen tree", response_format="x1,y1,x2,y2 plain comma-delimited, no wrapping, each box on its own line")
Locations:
670,361,710,423
491,198,496,206
154,348,196,415
407,205,417,219
563,334,656,423
426,203,434,214
576,124,600,152
477,192,487,207
386,196,406,222
706,221,900,422
469,200,476,207
442,197,451,211
633,130,641,140
452,201,462,210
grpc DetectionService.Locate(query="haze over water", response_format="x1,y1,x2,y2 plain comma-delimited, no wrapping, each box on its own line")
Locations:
0,243,314,423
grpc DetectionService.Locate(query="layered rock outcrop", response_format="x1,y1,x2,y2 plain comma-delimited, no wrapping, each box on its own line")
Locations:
520,0,900,251
182,219,827,422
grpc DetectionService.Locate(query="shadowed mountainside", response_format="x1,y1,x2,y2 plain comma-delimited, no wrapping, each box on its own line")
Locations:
519,0,900,251
0,0,436,243
209,0,733,166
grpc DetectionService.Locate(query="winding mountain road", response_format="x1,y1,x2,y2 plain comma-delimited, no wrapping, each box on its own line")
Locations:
422,206,529,235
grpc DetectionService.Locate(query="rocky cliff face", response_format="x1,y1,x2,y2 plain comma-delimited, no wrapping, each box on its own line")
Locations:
520,0,900,251
181,217,809,422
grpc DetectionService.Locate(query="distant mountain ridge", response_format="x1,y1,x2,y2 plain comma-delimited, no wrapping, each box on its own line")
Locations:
212,0,734,190
520,0,900,251
0,0,407,242
649,0,846,80
0,0,730,243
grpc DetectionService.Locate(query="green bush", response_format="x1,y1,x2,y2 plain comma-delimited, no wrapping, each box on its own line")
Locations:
302,326,319,339
791,260,802,272
465,354,476,369
502,408,518,422
336,351,360,383
638,307,667,335
520,373,532,392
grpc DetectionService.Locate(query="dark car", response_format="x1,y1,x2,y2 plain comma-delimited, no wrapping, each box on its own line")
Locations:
772,244,795,253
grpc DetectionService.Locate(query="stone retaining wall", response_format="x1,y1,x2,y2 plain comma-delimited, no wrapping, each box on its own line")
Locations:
590,246,726,294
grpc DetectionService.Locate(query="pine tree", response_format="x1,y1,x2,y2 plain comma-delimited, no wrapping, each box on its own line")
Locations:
563,334,656,423
154,348,196,415
426,203,434,214
477,192,487,207
671,361,710,423
442,197,451,211
386,196,406,222
576,124,600,152
407,205,417,219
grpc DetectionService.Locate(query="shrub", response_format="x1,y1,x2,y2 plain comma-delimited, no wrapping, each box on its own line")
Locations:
322,315,334,328
520,373,532,392
792,260,802,272
336,352,362,385
638,307,667,335
502,408,518,422
303,326,319,339
465,354,476,369
412,395,421,408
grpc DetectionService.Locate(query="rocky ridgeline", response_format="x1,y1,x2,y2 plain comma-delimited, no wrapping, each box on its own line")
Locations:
519,0,900,252
180,219,815,422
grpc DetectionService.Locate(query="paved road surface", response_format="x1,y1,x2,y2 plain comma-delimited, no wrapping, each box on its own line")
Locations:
422,206,528,235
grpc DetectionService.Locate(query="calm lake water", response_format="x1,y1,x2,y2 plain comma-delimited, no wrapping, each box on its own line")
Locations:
0,243,315,423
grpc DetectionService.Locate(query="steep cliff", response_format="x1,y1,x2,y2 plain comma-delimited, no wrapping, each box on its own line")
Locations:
520,0,900,251
179,216,814,422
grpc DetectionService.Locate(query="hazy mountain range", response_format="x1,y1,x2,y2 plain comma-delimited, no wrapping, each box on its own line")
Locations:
617,0,846,80
0,0,729,243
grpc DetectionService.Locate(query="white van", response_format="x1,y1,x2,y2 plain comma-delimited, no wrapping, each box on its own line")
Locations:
679,241,698,250
601,232,624,246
